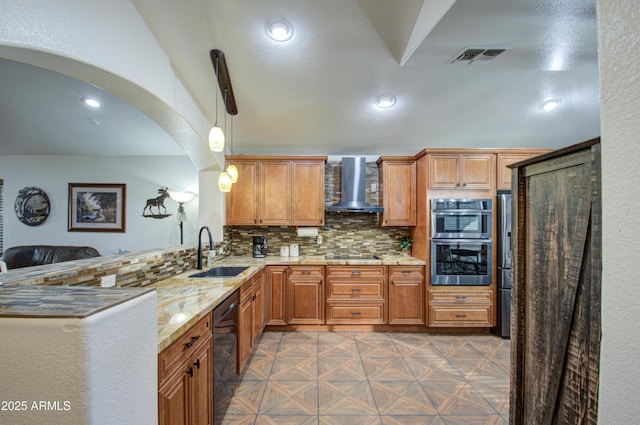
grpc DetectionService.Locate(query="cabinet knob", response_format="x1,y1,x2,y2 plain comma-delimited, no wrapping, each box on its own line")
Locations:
351,287,361,291
351,311,362,315
351,270,361,274
456,183,460,187
301,270,311,275
463,182,467,187
186,367,194,377
193,359,201,369
455,295,467,300
456,314,468,318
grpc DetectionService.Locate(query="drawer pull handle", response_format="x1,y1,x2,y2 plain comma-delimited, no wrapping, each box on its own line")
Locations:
184,335,200,348
456,314,468,318
186,367,194,377
302,270,311,275
352,288,361,291
351,270,361,274
456,296,467,300
193,359,201,369
351,311,362,315
402,270,413,274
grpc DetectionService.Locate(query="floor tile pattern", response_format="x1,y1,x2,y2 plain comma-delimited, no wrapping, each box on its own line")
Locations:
214,331,510,425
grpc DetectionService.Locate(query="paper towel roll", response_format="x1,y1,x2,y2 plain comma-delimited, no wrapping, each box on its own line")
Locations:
297,227,319,237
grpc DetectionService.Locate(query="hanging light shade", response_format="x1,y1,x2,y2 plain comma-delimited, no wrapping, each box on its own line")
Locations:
208,126,225,151
227,164,238,183
218,171,232,192
209,56,225,152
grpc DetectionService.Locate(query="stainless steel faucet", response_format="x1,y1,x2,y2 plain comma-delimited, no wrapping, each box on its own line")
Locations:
197,226,214,270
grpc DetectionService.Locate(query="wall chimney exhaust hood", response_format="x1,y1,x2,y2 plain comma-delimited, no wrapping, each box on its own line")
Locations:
326,157,383,213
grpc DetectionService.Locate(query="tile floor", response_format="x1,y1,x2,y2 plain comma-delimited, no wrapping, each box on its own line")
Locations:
213,331,510,425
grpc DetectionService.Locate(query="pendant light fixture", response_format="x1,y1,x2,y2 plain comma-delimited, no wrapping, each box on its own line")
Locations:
218,88,232,192
209,57,225,152
226,114,238,183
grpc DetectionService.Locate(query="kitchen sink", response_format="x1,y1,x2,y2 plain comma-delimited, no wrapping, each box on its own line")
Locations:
188,266,249,278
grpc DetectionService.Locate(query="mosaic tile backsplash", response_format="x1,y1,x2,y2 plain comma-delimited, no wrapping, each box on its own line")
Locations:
226,160,411,257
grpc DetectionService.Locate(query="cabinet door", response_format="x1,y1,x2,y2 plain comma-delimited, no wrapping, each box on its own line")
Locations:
380,160,416,226
292,160,325,226
496,152,549,190
461,154,494,189
260,160,292,225
252,274,266,344
226,160,258,225
389,267,424,325
288,276,324,324
237,297,253,374
429,155,460,189
266,266,288,325
159,365,190,425
192,337,213,425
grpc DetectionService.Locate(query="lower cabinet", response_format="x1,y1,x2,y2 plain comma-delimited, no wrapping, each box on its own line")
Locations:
265,265,288,326
428,289,494,327
238,270,265,374
158,313,213,425
325,266,386,324
388,266,425,325
287,266,325,324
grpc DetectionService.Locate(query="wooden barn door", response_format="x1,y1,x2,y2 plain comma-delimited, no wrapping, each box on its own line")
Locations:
510,139,601,425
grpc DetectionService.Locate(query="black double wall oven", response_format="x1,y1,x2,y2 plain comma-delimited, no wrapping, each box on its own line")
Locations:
431,198,492,286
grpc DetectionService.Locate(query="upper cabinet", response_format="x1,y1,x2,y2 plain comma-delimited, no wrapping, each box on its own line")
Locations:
429,153,494,190
495,150,552,190
226,156,327,226
377,157,416,226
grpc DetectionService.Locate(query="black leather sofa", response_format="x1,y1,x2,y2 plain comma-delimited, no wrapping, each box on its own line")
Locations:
0,245,100,270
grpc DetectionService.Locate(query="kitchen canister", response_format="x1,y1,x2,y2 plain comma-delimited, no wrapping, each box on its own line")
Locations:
289,243,299,257
280,245,289,257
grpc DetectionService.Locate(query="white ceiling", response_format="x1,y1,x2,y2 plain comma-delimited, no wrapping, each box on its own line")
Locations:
0,0,600,158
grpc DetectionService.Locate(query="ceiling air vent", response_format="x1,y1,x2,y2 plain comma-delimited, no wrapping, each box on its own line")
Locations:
449,48,507,64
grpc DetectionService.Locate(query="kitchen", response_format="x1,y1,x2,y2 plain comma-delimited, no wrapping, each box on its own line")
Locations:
0,0,637,424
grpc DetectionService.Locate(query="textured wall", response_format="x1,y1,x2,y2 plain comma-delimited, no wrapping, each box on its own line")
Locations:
597,0,640,422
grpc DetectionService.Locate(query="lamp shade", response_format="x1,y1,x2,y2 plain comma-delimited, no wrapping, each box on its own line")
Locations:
168,190,195,204
227,164,238,183
208,125,225,152
218,171,232,192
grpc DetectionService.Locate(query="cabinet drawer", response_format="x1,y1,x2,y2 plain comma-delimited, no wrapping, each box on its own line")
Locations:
389,266,423,279
158,312,212,382
326,266,385,279
429,305,493,327
326,304,385,324
288,266,324,278
328,281,384,299
429,290,492,304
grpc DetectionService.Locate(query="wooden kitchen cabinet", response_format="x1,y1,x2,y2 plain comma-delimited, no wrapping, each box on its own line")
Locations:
158,313,213,425
226,156,327,226
265,265,288,326
388,266,425,325
238,270,265,373
377,157,416,226
429,153,494,190
325,266,386,324
292,160,325,226
428,289,494,327
495,150,551,190
287,266,325,324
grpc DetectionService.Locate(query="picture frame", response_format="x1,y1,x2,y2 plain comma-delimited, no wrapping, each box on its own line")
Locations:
68,183,126,232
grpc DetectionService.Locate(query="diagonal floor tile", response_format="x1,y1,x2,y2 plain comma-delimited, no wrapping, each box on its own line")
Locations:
421,380,498,416
440,414,508,424
216,380,267,416
319,356,367,381
320,415,382,425
277,340,318,357
381,415,446,425
370,381,438,415
259,381,318,415
256,414,318,425
362,356,416,381
215,413,256,425
270,356,317,380
319,380,378,415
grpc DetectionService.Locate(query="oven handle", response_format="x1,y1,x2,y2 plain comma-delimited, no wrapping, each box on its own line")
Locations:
431,238,492,244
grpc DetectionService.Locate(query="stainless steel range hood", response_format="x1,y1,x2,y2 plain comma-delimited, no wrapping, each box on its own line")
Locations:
325,157,384,213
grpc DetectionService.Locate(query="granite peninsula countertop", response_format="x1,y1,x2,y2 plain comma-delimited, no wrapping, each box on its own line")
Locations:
152,254,425,352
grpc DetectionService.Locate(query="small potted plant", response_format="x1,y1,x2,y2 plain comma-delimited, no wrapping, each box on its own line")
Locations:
398,235,413,255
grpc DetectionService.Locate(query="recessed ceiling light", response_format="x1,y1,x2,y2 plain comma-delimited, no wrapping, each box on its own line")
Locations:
266,19,293,42
82,97,101,108
375,95,396,108
539,98,562,111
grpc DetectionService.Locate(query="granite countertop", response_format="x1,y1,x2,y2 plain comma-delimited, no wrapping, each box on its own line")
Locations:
152,254,425,353
0,285,153,318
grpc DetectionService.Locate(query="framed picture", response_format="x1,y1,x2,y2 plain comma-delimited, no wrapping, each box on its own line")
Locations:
68,183,126,232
